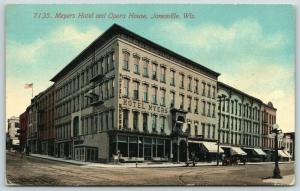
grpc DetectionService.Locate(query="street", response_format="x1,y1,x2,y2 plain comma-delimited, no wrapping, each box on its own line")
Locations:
6,152,294,186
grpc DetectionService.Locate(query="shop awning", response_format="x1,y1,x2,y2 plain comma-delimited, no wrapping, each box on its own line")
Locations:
253,148,267,156
188,140,202,144
278,150,289,158
201,142,224,153
283,150,292,158
230,147,247,156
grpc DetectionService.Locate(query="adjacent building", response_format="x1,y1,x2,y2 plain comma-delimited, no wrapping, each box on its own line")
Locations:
7,116,20,149
217,82,267,160
19,111,28,151
27,96,38,153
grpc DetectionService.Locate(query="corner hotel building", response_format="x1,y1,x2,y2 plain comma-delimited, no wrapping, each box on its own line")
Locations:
28,24,279,162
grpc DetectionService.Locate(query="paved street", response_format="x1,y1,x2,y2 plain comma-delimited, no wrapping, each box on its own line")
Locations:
6,152,294,186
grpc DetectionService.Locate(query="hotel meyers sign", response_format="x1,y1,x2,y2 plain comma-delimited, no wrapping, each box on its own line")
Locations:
121,98,168,114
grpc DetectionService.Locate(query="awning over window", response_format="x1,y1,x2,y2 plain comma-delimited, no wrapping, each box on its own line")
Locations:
188,140,224,153
283,150,292,158
201,141,224,153
230,146,247,156
278,150,289,158
253,148,267,156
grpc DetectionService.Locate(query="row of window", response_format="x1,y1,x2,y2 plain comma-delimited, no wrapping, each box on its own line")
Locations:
192,123,216,140
220,131,260,147
220,115,260,134
220,98,261,121
263,112,276,124
122,109,166,133
123,78,216,116
56,52,115,102
56,123,71,140
79,110,115,136
122,51,216,99
55,78,115,120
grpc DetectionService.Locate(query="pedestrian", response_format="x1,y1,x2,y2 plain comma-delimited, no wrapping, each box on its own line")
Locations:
191,152,195,167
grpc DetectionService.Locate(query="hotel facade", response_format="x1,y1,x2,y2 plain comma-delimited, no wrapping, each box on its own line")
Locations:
24,24,291,163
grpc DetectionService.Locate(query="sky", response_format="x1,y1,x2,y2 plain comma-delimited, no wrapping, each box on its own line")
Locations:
5,4,295,132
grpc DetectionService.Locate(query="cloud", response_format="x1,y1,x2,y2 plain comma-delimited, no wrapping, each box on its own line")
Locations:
6,25,102,126
156,20,294,132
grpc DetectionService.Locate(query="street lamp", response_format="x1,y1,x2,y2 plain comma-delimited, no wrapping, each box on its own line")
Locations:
217,95,227,166
271,124,283,179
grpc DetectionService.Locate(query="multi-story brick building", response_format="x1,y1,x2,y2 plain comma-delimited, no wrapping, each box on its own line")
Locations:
49,24,220,162
19,111,28,151
261,102,276,150
27,96,38,153
217,82,267,160
36,85,56,156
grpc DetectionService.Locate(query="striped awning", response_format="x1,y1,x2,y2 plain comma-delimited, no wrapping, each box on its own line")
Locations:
230,147,247,156
278,150,289,158
253,148,267,156
283,150,292,158
201,142,224,153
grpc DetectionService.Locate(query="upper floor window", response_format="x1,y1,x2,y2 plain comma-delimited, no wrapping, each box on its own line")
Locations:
160,66,166,83
170,70,175,86
123,52,130,70
207,102,211,117
212,86,216,98
106,55,110,73
207,84,211,98
152,63,158,80
160,116,165,133
187,97,192,112
180,74,184,89
152,115,157,132
195,98,199,114
202,82,206,96
111,52,115,71
212,104,216,117
170,91,175,107
143,84,148,102
123,109,129,129
123,78,129,98
188,77,192,91
143,59,149,77
152,86,157,104
143,113,148,131
133,111,139,130
133,81,139,100
160,89,166,106
195,79,199,94
202,100,206,116
180,94,184,109
133,56,140,74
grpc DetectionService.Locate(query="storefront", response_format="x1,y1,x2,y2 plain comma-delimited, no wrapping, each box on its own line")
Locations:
109,132,171,162
74,145,98,162
188,140,224,162
242,147,267,162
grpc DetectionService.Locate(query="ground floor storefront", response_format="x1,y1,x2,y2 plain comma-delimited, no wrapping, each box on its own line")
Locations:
27,138,38,154
40,139,55,156
54,140,72,159
109,133,172,162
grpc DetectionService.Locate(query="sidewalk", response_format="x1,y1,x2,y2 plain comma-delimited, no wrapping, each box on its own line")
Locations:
262,174,295,185
29,153,294,168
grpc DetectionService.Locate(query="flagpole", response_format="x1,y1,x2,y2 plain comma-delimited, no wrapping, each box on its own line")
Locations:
32,85,33,98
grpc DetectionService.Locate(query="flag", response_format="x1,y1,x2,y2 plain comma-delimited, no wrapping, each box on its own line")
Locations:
24,83,33,89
